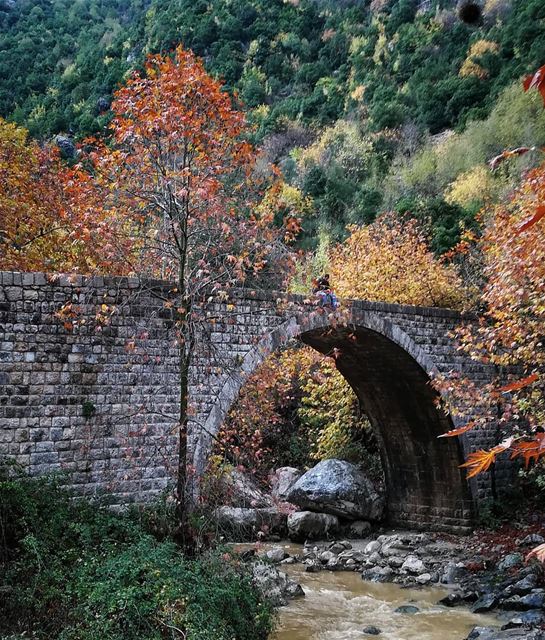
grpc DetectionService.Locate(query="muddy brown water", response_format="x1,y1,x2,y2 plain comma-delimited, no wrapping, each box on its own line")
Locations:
234,542,501,640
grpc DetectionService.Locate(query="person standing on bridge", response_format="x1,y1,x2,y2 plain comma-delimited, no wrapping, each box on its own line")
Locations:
313,274,339,309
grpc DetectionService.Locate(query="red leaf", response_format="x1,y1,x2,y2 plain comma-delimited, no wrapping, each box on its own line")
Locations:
524,65,545,106
498,373,539,393
489,147,533,171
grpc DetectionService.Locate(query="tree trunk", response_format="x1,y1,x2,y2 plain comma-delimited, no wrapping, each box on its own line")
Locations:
176,333,195,552
175,240,195,552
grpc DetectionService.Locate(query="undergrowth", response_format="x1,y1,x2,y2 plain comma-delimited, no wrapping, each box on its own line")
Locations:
0,462,274,640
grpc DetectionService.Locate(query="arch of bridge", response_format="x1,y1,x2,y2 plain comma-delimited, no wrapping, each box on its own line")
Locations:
193,305,474,532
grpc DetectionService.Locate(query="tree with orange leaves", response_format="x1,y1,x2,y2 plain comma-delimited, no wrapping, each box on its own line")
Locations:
435,67,545,482
0,119,64,270
0,117,138,274
329,213,466,309
435,159,545,478
70,46,292,544
0,119,66,271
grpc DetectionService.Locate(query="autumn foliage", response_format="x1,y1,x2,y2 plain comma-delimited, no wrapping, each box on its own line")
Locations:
437,142,545,476
524,64,545,107
1,46,291,283
66,45,290,286
329,214,466,308
215,348,314,477
215,346,377,481
442,162,545,475
0,118,138,274
0,120,63,271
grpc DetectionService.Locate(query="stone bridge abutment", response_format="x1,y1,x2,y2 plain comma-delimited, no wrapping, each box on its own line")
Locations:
0,272,512,531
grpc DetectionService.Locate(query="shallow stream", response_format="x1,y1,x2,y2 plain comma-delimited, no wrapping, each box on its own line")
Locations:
248,542,501,640
273,565,499,640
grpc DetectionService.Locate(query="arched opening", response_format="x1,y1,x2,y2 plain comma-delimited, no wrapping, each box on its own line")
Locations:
215,340,383,487
195,311,473,532
300,325,472,530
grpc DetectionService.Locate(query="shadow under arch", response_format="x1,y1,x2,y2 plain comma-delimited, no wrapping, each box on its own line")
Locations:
193,309,473,532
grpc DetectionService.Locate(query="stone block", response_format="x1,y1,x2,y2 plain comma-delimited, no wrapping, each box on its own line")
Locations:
5,287,22,302
30,452,58,465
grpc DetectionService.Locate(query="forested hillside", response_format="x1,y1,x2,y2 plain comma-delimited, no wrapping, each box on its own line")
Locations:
2,0,544,252
2,0,543,135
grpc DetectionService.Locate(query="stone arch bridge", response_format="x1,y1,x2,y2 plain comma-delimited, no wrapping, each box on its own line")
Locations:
0,272,509,532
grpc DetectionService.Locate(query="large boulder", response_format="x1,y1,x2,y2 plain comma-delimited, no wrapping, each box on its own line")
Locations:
221,469,273,508
215,506,286,540
270,467,302,501
286,459,384,521
287,510,339,542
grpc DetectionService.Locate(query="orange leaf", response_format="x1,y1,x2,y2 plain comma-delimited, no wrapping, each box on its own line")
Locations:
510,433,545,468
526,543,545,564
460,439,512,479
523,64,545,106
498,373,539,393
438,421,476,438
517,206,545,233
460,450,497,478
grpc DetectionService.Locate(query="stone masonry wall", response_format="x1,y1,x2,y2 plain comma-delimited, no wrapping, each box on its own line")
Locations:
0,271,180,503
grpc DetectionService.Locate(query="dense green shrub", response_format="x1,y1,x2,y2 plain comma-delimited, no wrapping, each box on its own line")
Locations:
0,464,274,640
395,196,477,255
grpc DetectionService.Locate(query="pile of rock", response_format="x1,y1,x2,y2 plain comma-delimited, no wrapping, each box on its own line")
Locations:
214,459,383,541
293,532,451,585
443,551,545,633
465,628,545,639
251,561,304,607
302,539,365,571
251,534,545,633
214,461,545,635
253,533,445,582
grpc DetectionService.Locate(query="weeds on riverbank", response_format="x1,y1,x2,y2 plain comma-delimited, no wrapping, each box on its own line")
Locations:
0,463,274,640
